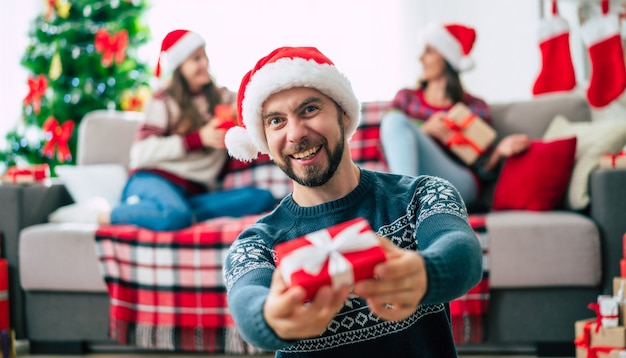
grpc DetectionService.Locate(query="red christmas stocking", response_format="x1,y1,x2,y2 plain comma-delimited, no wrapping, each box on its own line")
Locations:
581,0,626,108
532,0,576,95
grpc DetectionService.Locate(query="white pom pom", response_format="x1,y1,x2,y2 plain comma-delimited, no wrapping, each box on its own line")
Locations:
224,126,259,162
457,57,475,72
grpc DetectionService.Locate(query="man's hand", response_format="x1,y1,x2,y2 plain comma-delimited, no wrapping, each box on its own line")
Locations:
264,269,350,340
353,236,427,321
198,121,227,149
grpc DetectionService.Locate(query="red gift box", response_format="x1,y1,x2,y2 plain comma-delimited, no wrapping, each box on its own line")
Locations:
443,103,497,165
214,104,236,130
2,164,49,184
0,259,9,331
275,217,386,300
599,151,626,169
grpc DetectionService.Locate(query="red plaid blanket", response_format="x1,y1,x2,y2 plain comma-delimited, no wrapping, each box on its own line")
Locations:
94,216,268,354
95,213,489,352
451,214,490,345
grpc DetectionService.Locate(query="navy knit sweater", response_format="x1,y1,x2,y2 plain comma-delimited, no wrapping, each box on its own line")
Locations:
223,169,482,357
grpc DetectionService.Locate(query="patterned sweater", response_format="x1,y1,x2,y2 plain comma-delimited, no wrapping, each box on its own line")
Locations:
223,169,483,357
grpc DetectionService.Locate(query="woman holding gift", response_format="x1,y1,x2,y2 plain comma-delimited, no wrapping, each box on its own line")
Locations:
96,29,276,231
380,23,530,207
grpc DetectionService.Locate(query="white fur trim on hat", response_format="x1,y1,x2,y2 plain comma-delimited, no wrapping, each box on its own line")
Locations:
224,125,259,161
420,23,472,72
232,57,360,161
161,32,205,73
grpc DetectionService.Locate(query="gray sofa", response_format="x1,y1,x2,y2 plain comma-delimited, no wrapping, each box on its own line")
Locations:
4,93,626,355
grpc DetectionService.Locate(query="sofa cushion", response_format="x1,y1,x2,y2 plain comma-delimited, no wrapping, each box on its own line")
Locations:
55,164,127,207
488,93,591,141
487,211,601,288
543,115,626,210
491,137,576,211
77,110,143,166
19,223,106,292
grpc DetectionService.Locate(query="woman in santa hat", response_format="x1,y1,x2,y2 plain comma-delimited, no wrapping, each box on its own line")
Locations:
98,29,276,231
380,23,530,209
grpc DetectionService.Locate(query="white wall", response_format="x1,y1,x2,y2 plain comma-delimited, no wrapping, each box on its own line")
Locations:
3,0,597,138
1,1,40,138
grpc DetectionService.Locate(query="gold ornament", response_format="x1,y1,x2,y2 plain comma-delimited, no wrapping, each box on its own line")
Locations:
49,52,62,80
56,0,71,19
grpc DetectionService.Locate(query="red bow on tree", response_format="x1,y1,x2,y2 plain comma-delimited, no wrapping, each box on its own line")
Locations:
45,0,56,20
94,29,129,67
24,74,48,114
42,117,74,162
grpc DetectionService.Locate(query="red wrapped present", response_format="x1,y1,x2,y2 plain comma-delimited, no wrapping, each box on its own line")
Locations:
214,104,236,130
0,259,9,331
443,103,497,165
575,318,626,358
2,164,49,184
275,217,386,300
599,151,626,169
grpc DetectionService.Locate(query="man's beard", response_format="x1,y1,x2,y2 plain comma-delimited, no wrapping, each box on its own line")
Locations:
278,116,345,187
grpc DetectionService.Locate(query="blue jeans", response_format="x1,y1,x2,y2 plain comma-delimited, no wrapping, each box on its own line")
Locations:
380,110,478,205
110,171,276,231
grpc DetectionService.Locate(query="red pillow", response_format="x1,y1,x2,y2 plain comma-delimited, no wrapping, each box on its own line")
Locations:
492,137,577,211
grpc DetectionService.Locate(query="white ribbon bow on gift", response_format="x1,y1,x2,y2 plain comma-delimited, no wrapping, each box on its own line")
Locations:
279,220,380,290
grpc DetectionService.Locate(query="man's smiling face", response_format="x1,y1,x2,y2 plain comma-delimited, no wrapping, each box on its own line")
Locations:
262,87,346,187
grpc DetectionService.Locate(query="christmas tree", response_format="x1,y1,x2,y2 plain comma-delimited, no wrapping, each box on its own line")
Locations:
0,0,152,176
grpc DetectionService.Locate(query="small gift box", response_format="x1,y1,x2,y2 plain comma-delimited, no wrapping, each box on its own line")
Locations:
214,104,236,130
443,103,497,165
0,259,9,331
599,151,626,169
2,164,49,184
274,217,386,301
596,295,620,328
1,329,16,358
575,317,626,358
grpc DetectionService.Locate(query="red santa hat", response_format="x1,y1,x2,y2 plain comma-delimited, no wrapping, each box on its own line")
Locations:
155,29,205,78
225,46,360,162
419,23,476,72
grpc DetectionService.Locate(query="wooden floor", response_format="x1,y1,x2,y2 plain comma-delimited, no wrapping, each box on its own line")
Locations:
16,354,560,358
13,340,574,358
16,355,549,358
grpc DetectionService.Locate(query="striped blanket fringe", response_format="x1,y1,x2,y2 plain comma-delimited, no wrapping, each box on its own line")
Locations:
109,318,265,353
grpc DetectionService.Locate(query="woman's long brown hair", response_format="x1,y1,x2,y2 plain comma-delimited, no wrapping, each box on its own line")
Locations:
166,68,223,134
